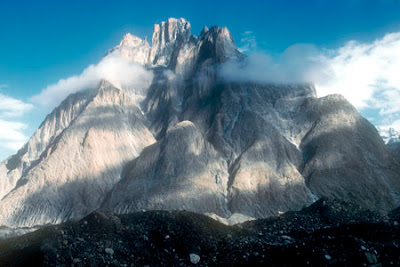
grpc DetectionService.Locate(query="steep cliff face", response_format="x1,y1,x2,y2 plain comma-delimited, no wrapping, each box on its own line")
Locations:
0,90,94,201
0,81,155,227
149,18,191,66
1,18,400,228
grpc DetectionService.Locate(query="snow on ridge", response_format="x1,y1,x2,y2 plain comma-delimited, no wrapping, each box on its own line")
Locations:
376,126,400,144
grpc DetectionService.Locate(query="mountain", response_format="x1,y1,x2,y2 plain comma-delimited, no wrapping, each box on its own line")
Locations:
377,126,400,157
1,18,400,229
377,126,400,144
388,141,400,157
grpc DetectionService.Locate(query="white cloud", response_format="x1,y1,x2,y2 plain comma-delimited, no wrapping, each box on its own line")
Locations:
31,52,154,108
316,32,400,111
380,119,400,130
220,31,400,127
0,94,32,160
0,50,153,159
0,119,28,151
238,31,257,53
219,44,332,85
0,93,33,117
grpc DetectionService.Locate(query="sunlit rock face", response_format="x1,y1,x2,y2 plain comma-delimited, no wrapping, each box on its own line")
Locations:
111,33,151,65
1,18,400,228
110,18,192,67
149,18,191,66
0,81,156,227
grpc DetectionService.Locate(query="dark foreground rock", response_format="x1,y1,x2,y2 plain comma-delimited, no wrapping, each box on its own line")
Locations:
1,199,400,266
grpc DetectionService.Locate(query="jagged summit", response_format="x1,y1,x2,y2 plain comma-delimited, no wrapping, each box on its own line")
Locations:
111,33,150,65
120,33,148,47
110,17,241,73
149,17,191,66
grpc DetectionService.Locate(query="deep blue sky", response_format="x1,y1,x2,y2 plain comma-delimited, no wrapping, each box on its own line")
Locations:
1,0,400,160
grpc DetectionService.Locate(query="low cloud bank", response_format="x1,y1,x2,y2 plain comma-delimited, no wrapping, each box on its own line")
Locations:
2,51,154,159
31,52,153,108
220,44,332,85
221,32,400,126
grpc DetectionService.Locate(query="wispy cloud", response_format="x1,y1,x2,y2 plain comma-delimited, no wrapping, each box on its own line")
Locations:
238,31,257,53
1,49,153,159
0,119,28,151
219,43,332,85
316,32,400,111
31,52,153,108
0,93,32,159
0,93,33,117
220,31,400,128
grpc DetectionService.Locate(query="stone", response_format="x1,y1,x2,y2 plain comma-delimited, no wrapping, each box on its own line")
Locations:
190,253,200,264
364,252,378,264
105,248,114,256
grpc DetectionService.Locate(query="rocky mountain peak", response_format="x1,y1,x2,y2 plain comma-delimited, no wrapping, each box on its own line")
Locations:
201,26,209,34
110,33,150,65
98,79,116,89
199,25,232,39
120,33,148,47
196,25,240,63
149,17,191,66
110,18,240,71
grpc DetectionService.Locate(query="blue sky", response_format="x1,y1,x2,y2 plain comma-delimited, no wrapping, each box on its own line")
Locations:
1,0,400,160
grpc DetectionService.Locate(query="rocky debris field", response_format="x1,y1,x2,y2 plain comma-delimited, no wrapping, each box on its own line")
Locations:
0,198,399,266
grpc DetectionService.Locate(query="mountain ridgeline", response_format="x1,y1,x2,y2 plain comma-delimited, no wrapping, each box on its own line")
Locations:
1,18,400,228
